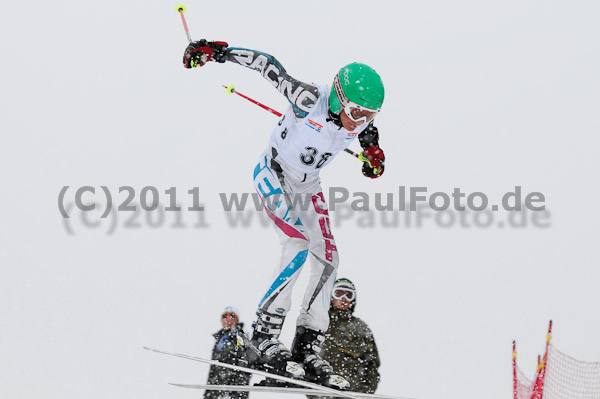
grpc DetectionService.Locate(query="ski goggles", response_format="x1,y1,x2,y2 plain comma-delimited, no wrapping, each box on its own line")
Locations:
332,288,356,301
344,102,379,124
222,312,238,320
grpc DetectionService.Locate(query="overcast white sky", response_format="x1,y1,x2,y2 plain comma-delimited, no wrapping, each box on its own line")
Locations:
1,1,599,398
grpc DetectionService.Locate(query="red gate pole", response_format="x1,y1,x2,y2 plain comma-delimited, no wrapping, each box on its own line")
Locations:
513,340,518,399
532,320,553,399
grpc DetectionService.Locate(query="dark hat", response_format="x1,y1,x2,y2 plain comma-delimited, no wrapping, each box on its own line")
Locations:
334,278,356,291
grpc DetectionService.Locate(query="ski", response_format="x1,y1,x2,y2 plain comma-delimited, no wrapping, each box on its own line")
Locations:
170,383,413,399
144,346,362,399
172,383,321,395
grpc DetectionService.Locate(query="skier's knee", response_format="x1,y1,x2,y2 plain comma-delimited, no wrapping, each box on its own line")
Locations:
309,240,339,269
281,236,310,251
330,252,340,269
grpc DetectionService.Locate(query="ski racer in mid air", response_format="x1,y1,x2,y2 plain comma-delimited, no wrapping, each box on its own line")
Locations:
183,40,386,390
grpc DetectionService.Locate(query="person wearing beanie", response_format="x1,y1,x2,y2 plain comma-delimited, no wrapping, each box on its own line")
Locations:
204,306,251,399
318,279,381,396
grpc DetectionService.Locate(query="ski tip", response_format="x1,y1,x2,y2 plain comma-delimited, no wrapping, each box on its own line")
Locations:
143,346,157,352
168,383,195,389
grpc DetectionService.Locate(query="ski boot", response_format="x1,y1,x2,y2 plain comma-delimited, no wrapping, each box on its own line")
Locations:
291,326,350,390
249,310,305,380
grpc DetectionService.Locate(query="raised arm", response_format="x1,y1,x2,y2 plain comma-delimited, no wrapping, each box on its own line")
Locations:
183,40,319,118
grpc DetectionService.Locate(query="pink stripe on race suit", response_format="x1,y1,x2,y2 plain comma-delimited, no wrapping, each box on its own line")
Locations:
263,205,308,241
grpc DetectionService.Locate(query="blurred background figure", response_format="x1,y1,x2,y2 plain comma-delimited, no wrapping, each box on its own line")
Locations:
204,306,251,399
317,278,381,396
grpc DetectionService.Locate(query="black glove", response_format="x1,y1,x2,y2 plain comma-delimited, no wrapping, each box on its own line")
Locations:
183,40,228,68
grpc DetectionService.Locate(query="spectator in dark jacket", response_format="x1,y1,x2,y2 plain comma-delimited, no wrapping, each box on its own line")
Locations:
205,306,251,399
319,278,381,396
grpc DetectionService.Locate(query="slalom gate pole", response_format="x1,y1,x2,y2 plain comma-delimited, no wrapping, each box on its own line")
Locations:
531,320,553,399
221,84,360,159
512,341,518,399
175,5,192,43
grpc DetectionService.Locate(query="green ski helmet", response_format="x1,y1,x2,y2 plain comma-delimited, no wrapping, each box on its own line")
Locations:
329,63,385,120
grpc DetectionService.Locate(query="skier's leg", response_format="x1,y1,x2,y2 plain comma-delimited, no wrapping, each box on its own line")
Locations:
295,191,339,332
249,151,308,377
288,190,349,389
252,151,311,319
257,238,309,315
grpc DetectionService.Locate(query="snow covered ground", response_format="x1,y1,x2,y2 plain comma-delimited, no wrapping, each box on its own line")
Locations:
1,1,599,398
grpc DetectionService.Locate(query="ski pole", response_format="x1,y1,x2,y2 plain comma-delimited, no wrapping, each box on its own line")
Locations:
344,148,359,158
222,84,360,159
222,84,283,117
175,4,192,43
344,148,360,158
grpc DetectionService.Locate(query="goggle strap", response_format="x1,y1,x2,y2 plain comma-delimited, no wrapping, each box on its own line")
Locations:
333,72,351,109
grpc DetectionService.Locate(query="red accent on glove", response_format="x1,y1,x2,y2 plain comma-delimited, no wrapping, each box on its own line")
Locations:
184,46,214,68
361,146,385,179
363,146,385,170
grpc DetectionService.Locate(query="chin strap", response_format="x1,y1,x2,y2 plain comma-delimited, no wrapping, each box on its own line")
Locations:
326,108,344,129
